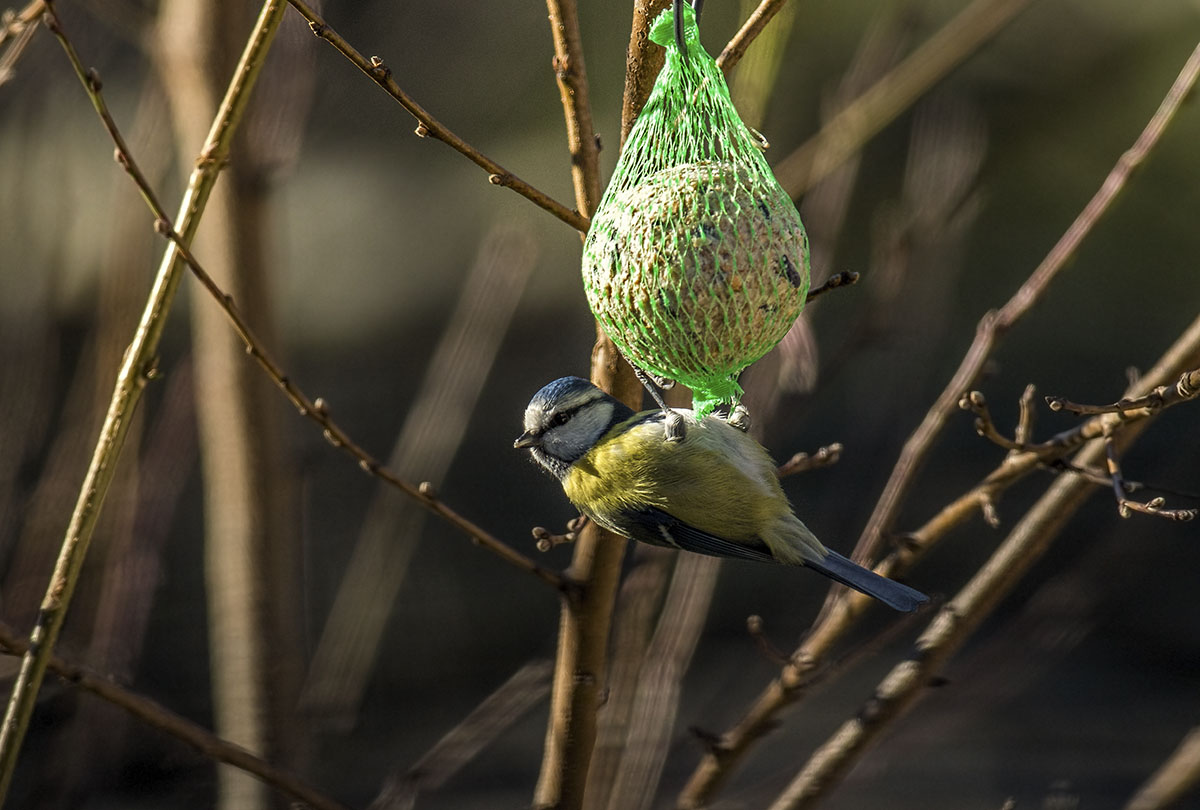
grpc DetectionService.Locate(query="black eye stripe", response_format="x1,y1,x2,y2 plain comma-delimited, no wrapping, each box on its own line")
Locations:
542,401,593,431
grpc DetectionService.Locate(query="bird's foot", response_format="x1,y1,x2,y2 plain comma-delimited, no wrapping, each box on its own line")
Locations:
727,403,751,433
664,410,687,442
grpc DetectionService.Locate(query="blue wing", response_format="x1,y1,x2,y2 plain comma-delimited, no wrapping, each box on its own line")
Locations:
618,506,778,563
616,508,929,612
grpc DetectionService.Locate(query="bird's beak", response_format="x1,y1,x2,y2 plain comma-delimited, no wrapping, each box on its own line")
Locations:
513,431,539,449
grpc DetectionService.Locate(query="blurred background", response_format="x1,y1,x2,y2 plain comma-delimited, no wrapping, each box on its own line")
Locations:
1,0,1198,808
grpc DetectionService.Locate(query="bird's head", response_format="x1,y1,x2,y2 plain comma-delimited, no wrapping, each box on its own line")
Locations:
514,377,630,479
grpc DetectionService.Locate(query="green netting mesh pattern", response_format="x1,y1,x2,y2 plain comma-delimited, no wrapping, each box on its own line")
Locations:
582,4,810,417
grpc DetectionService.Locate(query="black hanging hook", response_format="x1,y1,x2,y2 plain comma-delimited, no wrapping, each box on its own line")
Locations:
674,0,704,63
673,0,687,59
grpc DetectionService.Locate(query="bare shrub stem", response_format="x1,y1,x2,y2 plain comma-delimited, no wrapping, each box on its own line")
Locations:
546,0,602,217
0,622,349,810
286,0,589,233
677,37,1200,809
31,2,565,595
0,1,288,802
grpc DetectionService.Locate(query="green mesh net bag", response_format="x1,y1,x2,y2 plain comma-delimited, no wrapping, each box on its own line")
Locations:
582,3,810,417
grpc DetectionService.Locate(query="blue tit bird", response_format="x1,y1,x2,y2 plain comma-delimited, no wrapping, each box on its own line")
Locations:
514,376,928,612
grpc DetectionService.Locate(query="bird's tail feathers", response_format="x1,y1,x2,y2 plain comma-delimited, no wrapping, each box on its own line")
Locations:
763,513,825,566
805,550,928,613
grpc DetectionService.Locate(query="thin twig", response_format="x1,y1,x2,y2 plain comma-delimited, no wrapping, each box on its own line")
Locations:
716,0,790,74
1014,383,1038,447
39,14,567,595
546,0,602,218
285,0,588,233
676,40,1200,807
775,0,1034,196
777,443,843,478
1105,439,1197,521
960,390,1026,452
0,2,289,802
967,388,1197,521
1047,367,1200,416
745,615,791,665
0,623,350,810
804,270,860,304
533,515,589,552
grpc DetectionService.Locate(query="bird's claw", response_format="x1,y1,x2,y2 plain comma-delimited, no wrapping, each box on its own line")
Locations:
727,403,751,433
650,373,676,390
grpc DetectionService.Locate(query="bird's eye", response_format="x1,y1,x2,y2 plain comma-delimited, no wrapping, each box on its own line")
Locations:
551,411,571,426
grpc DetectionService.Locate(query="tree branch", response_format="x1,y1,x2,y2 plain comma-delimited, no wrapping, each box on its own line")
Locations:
776,442,843,478
0,2,288,801
1047,367,1200,416
0,623,350,810
716,0,790,74
546,0,602,218
965,385,1199,521
36,10,567,595
286,0,589,233
1104,438,1197,521
0,0,42,48
803,270,860,304
620,0,672,145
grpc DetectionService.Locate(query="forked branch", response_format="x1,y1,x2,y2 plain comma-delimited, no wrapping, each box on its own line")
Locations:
1047,367,1200,416
38,6,566,595
963,385,1199,522
677,38,1200,808
286,0,589,233
0,2,288,802
0,623,349,810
